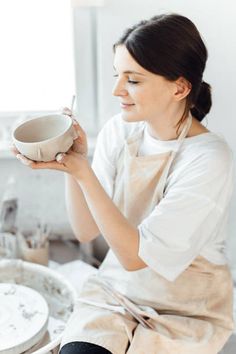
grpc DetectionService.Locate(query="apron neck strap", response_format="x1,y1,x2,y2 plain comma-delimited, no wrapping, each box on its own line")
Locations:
176,112,193,144
157,112,193,198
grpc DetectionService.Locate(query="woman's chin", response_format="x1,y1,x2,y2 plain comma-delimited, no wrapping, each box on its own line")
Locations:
121,111,142,123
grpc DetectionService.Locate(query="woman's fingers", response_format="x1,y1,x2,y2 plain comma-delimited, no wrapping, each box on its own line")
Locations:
56,153,66,164
29,159,67,171
16,154,33,166
62,108,87,148
70,119,88,155
72,119,86,138
13,151,68,171
56,150,75,164
10,144,20,156
11,144,63,169
10,145,36,166
61,107,86,137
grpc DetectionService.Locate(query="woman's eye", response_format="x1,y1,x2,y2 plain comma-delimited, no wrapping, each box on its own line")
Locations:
113,74,139,85
127,80,139,85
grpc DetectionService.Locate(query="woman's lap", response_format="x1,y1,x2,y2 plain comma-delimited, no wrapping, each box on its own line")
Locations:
60,302,136,354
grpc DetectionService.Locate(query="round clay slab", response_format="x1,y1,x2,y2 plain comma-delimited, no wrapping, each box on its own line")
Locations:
0,283,49,354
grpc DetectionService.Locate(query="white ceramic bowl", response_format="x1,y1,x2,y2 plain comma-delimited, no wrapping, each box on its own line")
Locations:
12,114,75,162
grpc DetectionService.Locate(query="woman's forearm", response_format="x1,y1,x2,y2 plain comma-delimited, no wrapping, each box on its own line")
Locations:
65,173,100,243
77,167,147,270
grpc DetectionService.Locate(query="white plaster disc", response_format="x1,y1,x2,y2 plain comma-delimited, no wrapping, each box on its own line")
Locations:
0,283,49,354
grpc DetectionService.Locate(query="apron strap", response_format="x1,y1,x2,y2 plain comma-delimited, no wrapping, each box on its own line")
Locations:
157,113,193,198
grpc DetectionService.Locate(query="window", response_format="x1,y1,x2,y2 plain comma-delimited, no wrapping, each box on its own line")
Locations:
0,0,75,113
0,1,106,157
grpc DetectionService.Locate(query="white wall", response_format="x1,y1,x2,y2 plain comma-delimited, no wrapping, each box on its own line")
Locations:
0,160,73,238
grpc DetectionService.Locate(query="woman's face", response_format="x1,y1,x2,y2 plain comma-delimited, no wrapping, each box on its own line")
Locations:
112,45,176,123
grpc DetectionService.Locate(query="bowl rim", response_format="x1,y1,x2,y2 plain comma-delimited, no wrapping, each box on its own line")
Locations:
0,259,78,354
12,114,73,145
0,259,78,302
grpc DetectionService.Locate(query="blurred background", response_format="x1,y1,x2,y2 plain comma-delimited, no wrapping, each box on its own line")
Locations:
0,0,235,273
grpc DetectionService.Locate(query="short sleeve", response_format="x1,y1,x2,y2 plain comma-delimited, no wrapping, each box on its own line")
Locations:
138,144,234,281
91,122,117,198
92,114,142,197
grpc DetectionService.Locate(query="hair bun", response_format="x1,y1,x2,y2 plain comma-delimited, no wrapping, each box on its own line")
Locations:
190,81,212,121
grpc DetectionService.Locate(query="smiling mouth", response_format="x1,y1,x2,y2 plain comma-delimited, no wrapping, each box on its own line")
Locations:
120,103,135,107
120,103,135,110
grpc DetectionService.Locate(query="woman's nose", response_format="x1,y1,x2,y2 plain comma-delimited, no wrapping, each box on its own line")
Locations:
112,80,128,97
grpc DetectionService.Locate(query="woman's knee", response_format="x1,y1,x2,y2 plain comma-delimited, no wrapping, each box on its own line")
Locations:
59,341,112,354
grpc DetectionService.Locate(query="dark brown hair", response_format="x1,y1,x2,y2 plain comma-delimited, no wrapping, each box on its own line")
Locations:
113,14,212,131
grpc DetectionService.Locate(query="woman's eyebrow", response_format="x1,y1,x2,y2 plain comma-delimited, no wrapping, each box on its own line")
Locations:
113,66,146,76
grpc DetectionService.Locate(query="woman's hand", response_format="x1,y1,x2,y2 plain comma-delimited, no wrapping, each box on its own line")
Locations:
11,108,90,180
63,107,88,157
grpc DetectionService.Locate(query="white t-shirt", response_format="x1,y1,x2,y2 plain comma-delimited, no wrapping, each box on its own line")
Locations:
92,113,234,281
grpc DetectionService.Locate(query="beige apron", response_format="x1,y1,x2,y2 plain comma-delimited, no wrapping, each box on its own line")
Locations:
61,114,234,354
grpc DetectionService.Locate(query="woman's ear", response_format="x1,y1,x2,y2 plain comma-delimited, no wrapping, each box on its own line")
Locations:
174,77,192,101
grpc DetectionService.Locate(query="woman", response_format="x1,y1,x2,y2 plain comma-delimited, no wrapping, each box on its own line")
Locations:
14,13,234,354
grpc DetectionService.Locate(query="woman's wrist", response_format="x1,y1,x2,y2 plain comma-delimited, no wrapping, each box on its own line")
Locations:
72,157,91,182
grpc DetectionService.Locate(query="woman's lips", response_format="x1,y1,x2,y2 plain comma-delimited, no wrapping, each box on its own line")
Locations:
120,103,135,109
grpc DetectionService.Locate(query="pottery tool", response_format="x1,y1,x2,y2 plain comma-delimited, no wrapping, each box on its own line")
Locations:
70,94,76,114
101,281,155,330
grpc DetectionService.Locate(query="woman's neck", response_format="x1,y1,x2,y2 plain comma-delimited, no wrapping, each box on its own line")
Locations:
146,104,209,141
